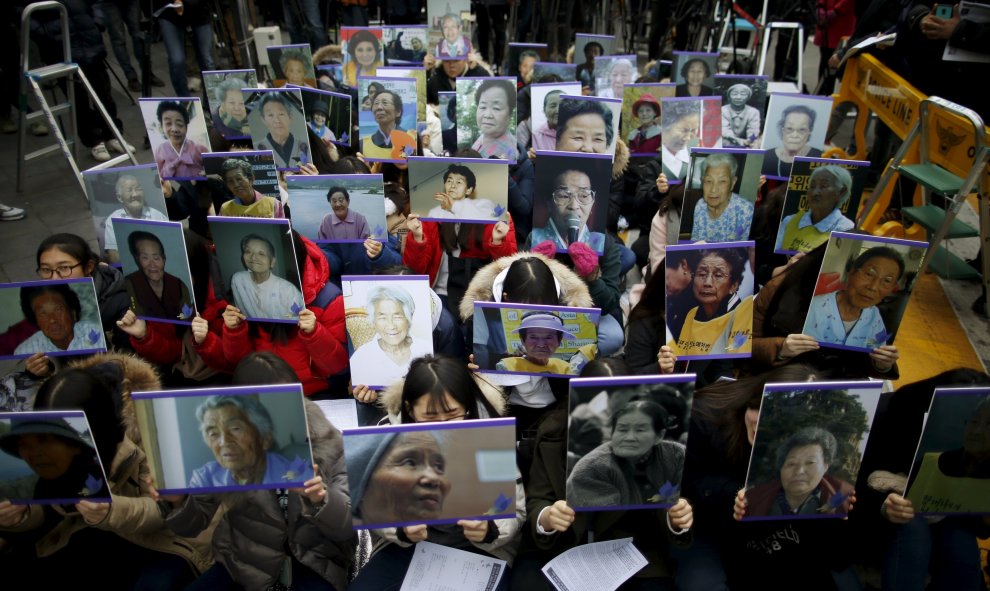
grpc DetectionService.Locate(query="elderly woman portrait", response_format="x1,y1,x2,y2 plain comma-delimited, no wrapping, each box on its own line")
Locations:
721,83,761,147
218,158,285,218
661,100,701,180
103,174,168,262
470,79,518,160
627,93,662,154
318,186,371,240
746,427,854,516
277,48,314,88
567,400,686,508
230,233,304,320
14,284,103,355
762,104,823,178
123,231,192,321
675,57,714,97
776,165,855,253
435,13,472,58
804,246,904,350
212,78,251,138
427,163,498,221
495,312,575,375
530,167,606,252
348,430,451,525
349,285,433,387
531,89,564,150
597,58,634,99
189,395,306,487
668,248,753,356
254,92,310,170
690,153,754,242
344,29,383,86
555,98,613,154
153,100,209,180
308,100,336,144
361,89,417,161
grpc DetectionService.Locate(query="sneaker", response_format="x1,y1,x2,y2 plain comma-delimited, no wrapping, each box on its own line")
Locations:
92,142,111,162
150,73,166,88
128,78,142,93
0,203,26,221
29,120,49,136
107,138,136,154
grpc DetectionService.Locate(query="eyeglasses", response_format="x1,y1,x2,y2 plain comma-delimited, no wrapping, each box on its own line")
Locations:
37,263,82,279
694,270,730,283
552,188,595,205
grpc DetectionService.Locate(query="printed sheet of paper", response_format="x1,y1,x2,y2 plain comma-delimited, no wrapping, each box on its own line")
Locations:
541,538,647,591
399,541,507,591
943,2,990,63
314,399,360,432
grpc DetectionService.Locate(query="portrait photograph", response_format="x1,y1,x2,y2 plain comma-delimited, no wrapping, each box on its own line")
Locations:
671,51,719,98
556,95,621,158
566,374,695,512
665,242,756,360
575,34,616,59
531,151,612,254
533,62,577,82
341,275,434,390
316,64,345,92
506,42,548,78
713,74,769,148
139,97,212,181
266,44,317,88
208,217,305,323
455,77,518,161
132,384,314,494
343,418,517,529
472,302,600,377
113,218,195,324
245,88,312,171
286,174,388,243
905,387,990,514
203,151,281,214
377,66,428,122
341,27,384,86
620,83,676,157
0,410,111,505
358,76,418,163
297,86,353,148
678,148,765,243
801,232,928,352
660,96,723,183
428,0,473,59
593,55,637,99
529,82,582,152
760,93,834,180
382,25,428,64
743,381,883,520
0,278,106,360
408,157,509,223
202,69,258,140
774,157,870,255
81,163,169,260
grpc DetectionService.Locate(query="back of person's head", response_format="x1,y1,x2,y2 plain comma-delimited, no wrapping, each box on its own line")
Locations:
384,182,409,216
894,368,990,399
374,265,417,276
400,355,499,422
307,125,337,173
502,257,560,305
232,351,302,385
326,155,372,175
579,357,630,377
629,263,667,323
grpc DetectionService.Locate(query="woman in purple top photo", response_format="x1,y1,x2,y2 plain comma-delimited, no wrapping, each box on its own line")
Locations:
318,186,371,241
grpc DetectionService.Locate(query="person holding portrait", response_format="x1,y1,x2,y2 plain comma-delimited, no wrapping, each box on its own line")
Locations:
529,168,605,252
254,93,310,169
230,233,304,320
690,153,754,243
102,174,169,263
14,284,103,356
775,165,855,253
349,285,432,386
762,104,823,178
123,231,193,321
218,158,285,218
154,100,209,179
361,89,417,160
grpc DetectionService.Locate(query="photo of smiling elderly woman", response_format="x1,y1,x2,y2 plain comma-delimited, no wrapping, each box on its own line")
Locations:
139,97,212,181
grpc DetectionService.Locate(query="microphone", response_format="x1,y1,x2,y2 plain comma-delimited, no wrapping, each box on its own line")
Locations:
566,215,582,244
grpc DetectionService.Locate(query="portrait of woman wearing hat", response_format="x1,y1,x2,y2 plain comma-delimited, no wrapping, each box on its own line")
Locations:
308,99,337,145
495,312,577,375
627,94,662,155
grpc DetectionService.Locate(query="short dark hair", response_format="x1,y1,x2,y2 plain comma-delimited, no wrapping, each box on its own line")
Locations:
474,79,517,112
778,104,817,134
258,92,296,117
20,283,81,327
36,233,98,271
679,57,712,80
221,158,254,181
774,426,837,472
157,100,189,124
326,186,350,203
556,98,614,146
127,230,166,262
584,41,604,56
232,351,301,385
442,164,476,190
519,49,540,63
610,400,669,435
375,90,404,119
347,29,382,59
697,248,746,285
851,246,905,282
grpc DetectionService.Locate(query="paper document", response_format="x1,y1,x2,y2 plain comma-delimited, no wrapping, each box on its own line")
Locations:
399,542,507,591
314,399,360,432
152,2,184,17
943,2,990,63
838,32,896,68
541,538,647,591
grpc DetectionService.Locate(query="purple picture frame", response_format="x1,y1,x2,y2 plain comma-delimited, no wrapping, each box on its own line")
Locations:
0,278,106,361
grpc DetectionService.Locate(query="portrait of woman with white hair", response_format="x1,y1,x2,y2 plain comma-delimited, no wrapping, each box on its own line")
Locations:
348,283,434,388
775,164,856,254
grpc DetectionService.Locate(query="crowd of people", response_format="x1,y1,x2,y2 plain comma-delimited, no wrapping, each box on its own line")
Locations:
1,0,989,590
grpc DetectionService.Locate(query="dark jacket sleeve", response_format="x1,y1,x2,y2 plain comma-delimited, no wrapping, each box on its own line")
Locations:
624,316,662,375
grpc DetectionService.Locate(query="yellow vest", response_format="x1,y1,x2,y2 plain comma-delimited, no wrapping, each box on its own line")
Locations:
219,196,279,219
780,214,829,253
669,296,753,356
497,356,572,375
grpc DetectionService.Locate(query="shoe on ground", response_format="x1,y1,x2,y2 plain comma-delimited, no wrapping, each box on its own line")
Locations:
0,203,26,221
150,73,166,87
128,78,142,93
29,120,49,136
92,142,111,162
107,138,136,154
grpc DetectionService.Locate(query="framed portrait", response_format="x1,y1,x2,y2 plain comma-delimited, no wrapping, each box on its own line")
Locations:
592,55,637,99
316,64,346,92
665,242,756,360
566,374,695,511
139,97,212,181
202,69,258,140
620,83,676,157
341,27,385,86
506,42,548,79
905,387,990,515
678,148,765,243
532,62,577,82
203,151,281,210
81,163,169,259
245,88,312,171
358,76,419,163
455,77,519,161
0,410,112,505
382,25,429,64
0,278,106,360
801,232,928,352
428,0,473,60
529,82,582,152
531,151,612,254
660,96,723,183
342,418,517,529
671,51,719,97
760,93,834,180
472,302,601,377
208,217,305,323
112,218,196,325
286,174,388,243
555,94,622,157
713,74,769,148
295,86,353,148
341,275,435,390
408,156,509,223
377,66,428,123
743,381,883,520
266,44,317,88
132,384,314,494
575,34,616,59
